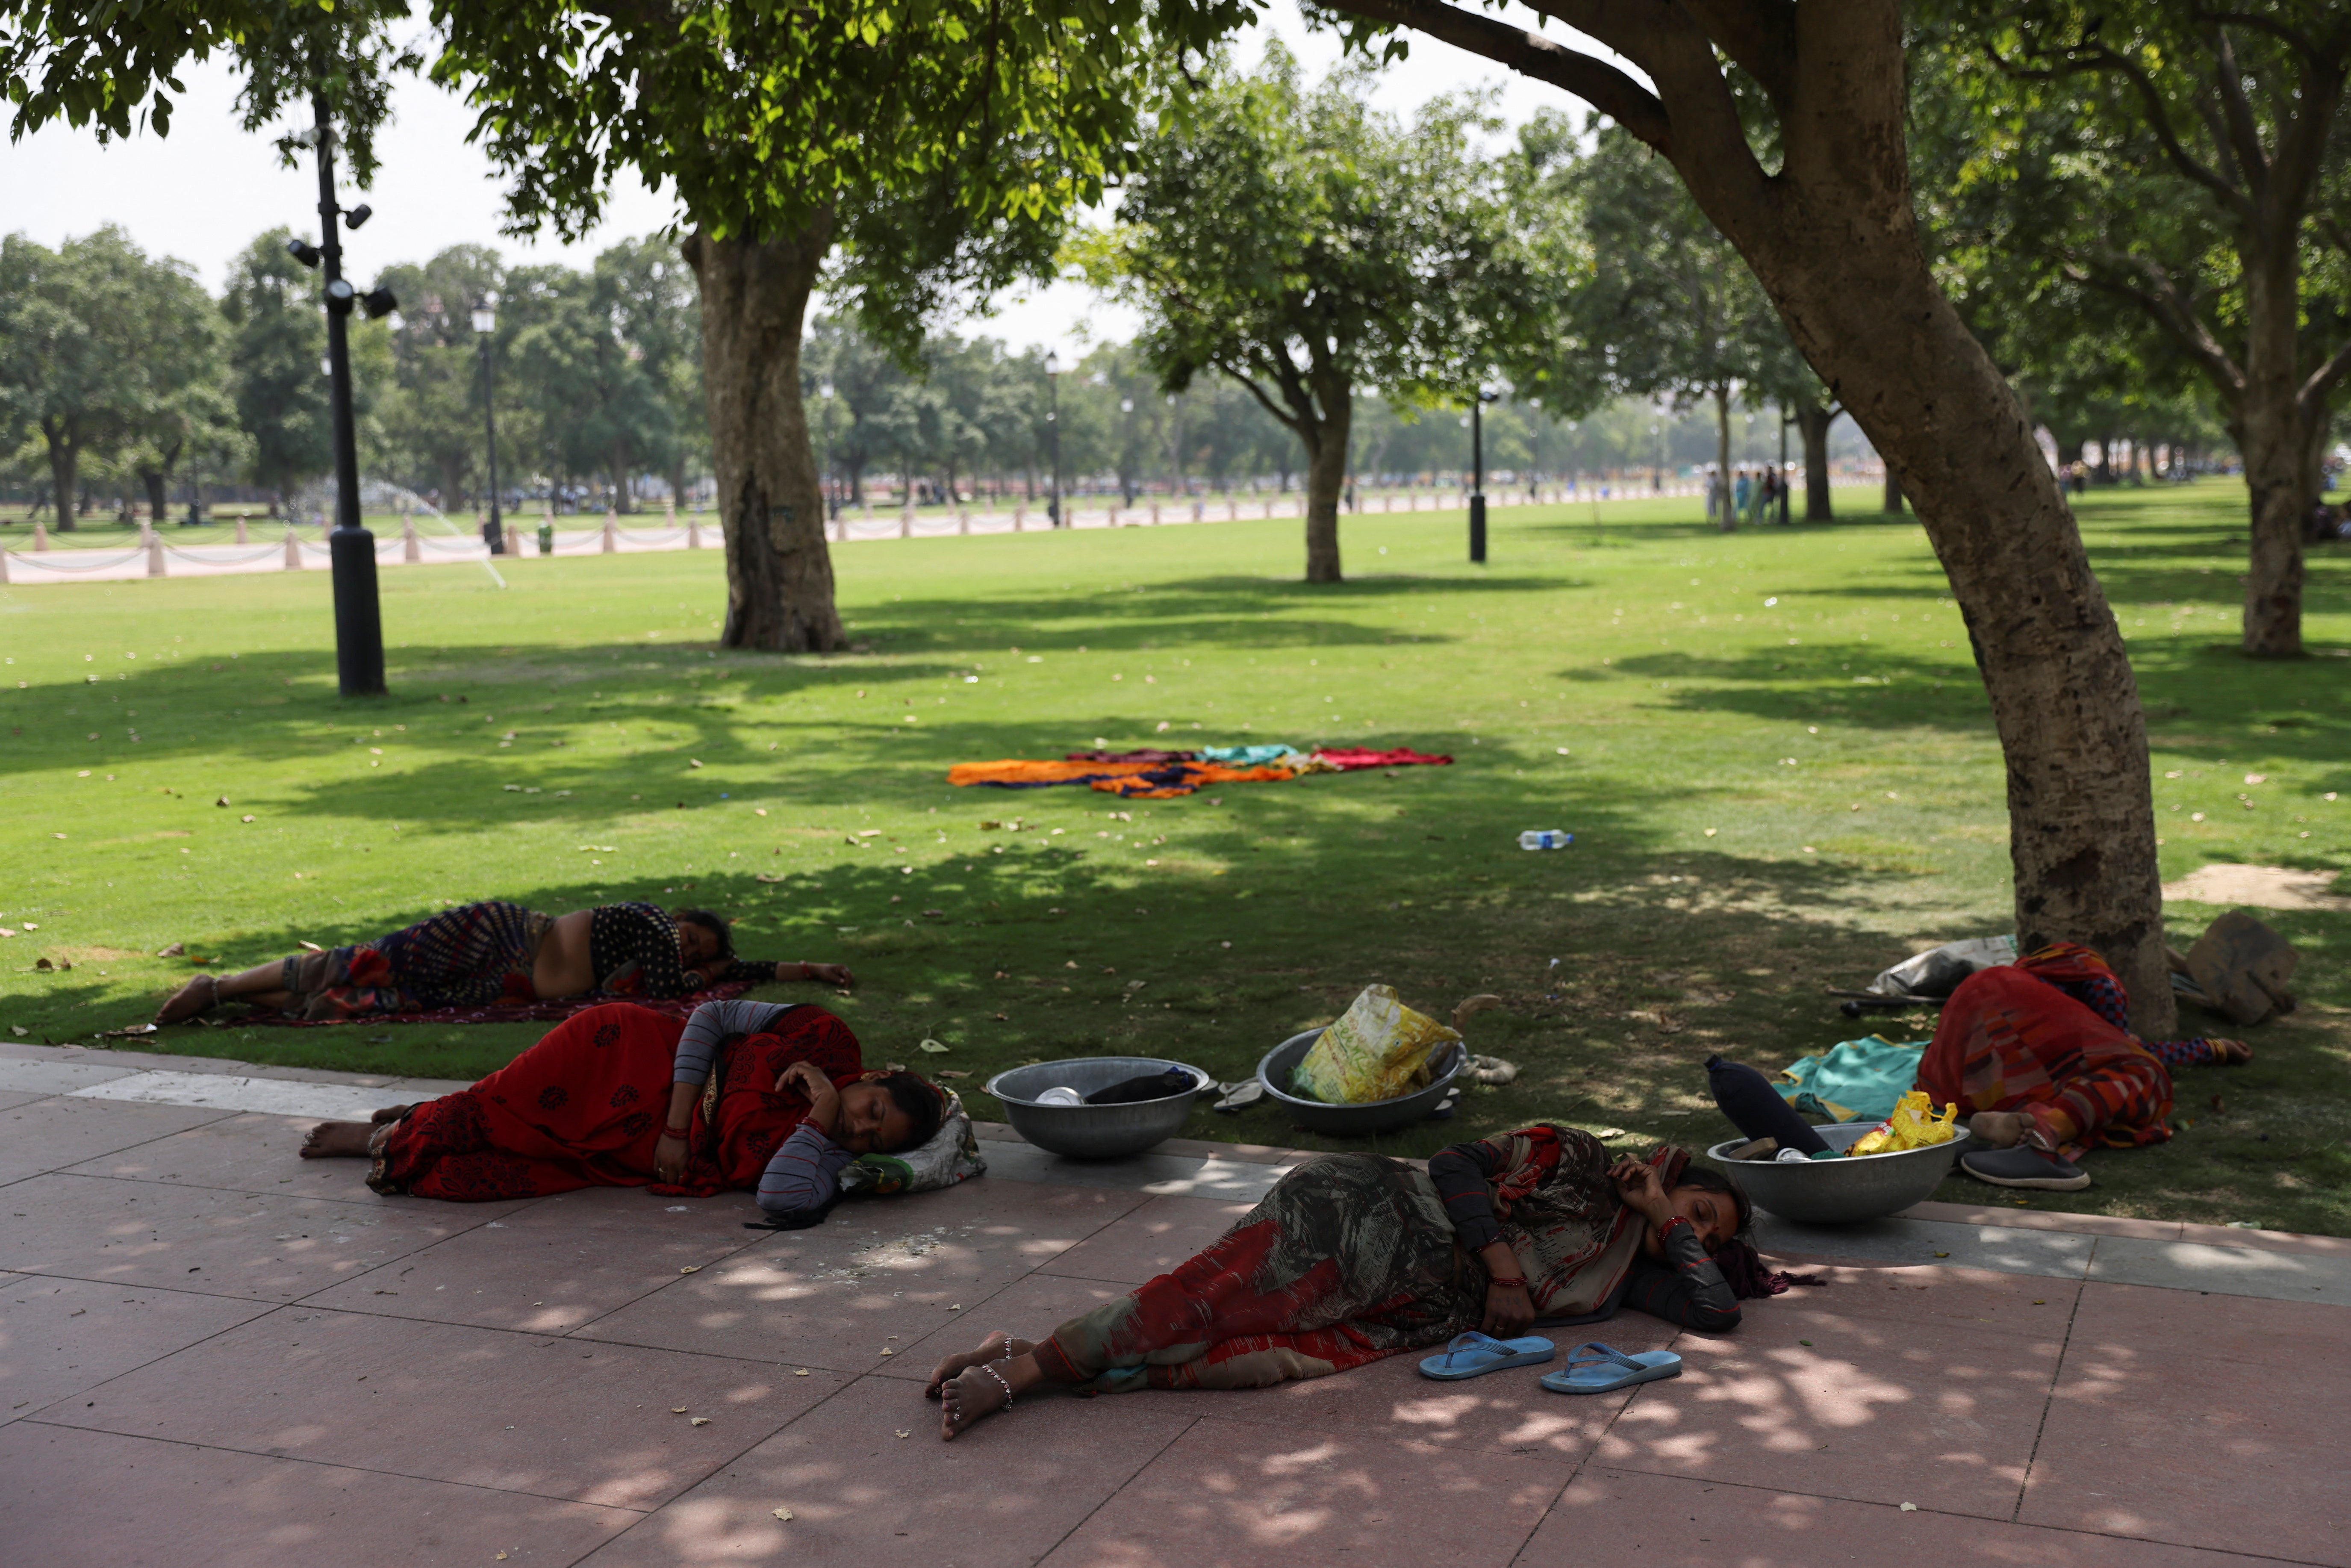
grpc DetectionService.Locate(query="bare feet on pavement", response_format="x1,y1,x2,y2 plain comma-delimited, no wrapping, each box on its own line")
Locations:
300,1120,375,1158
925,1331,1035,1398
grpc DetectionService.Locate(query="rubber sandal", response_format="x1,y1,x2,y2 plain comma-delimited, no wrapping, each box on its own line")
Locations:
1417,1331,1556,1380
1539,1342,1682,1395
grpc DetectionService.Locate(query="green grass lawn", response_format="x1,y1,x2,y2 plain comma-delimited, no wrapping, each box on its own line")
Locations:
4,484,2347,1233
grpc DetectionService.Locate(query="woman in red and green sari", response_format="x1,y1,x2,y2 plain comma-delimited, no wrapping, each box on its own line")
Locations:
925,1125,1787,1439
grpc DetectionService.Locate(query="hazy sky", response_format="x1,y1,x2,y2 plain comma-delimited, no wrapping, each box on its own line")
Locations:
0,4,1613,359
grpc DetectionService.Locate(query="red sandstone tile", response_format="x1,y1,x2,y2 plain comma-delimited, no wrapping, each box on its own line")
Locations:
301,1187,774,1334
1595,1316,2059,1521
866,1272,1158,1386
1900,1200,2185,1242
0,1173,504,1300
2021,1322,2351,1563
0,1421,639,1568
1752,1259,2084,1341
1037,1414,1568,1568
572,1179,1143,1371
59,1111,376,1197
0,1097,233,1186
0,1271,274,1426
0,1091,51,1113
2068,1279,2348,1369
1528,1466,2279,1568
2171,1220,2351,1258
1036,1194,1255,1285
49,1305,844,1510
577,1373,1198,1567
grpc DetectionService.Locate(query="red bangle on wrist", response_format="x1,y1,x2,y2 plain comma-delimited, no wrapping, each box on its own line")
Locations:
1489,1274,1526,1288
663,1124,691,1139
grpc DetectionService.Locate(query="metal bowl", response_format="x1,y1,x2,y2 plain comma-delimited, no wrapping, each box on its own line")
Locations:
984,1057,1213,1159
1255,1029,1465,1136
1706,1120,1968,1225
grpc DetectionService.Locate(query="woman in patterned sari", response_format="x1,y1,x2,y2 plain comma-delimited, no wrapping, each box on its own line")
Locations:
925,1126,1789,1440
296,999,940,1211
154,899,852,1023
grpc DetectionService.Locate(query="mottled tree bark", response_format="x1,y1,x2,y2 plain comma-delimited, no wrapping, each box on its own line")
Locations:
41,416,80,531
1794,403,1836,519
1300,384,1352,583
683,220,845,653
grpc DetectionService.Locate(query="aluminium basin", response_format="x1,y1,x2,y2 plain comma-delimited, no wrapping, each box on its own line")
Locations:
1255,1029,1465,1137
1707,1120,1968,1225
985,1056,1212,1159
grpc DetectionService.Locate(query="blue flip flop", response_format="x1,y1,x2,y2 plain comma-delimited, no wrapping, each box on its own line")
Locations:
1538,1341,1682,1394
1418,1331,1557,1380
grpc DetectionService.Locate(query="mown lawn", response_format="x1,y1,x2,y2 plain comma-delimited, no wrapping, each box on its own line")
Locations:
3,483,2347,1233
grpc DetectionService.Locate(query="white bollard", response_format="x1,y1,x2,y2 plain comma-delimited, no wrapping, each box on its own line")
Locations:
234,516,247,545
958,508,970,535
1150,502,1161,525
1014,506,1026,532
34,521,50,551
602,510,619,553
284,526,302,569
403,517,421,563
899,508,912,539
0,547,10,584
688,519,702,549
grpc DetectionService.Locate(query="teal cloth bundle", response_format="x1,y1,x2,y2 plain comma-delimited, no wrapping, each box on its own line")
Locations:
1775,1036,1928,1123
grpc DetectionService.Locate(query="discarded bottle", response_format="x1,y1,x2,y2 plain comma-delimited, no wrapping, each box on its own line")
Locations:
1517,830,1574,850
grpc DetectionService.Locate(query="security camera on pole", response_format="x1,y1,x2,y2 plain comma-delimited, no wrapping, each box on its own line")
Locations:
282,90,397,698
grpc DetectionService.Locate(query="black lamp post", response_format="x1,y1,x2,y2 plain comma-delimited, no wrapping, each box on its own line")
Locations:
285,90,395,697
1468,390,1492,563
1778,401,1792,525
471,301,505,554
1045,351,1064,527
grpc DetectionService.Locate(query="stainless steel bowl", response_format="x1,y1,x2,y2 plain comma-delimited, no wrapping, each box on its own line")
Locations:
1707,1120,1968,1225
984,1057,1212,1159
1255,1029,1465,1136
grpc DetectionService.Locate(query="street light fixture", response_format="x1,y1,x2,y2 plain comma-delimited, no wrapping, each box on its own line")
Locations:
292,93,390,697
471,301,505,555
1044,351,1064,528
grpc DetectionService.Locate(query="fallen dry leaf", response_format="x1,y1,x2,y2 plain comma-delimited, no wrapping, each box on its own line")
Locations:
772,1507,794,1522
895,1429,911,1439
689,758,703,768
299,940,324,953
690,1417,710,1427
672,1407,688,1414
156,942,183,957
878,1348,893,1356
680,1265,700,1274
793,1369,809,1377
918,1038,950,1054
1899,1503,1918,1513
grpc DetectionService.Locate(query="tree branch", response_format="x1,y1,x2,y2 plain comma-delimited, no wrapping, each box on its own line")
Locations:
2300,335,2351,414
2205,29,2274,192
1676,0,1797,109
1313,0,1672,150
2064,250,2245,404
2071,43,2257,221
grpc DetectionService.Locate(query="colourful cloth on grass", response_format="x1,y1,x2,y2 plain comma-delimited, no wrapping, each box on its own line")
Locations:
1310,746,1455,771
1092,763,1296,799
239,981,753,1028
1065,748,1198,763
1199,743,1305,766
1775,1036,1928,1123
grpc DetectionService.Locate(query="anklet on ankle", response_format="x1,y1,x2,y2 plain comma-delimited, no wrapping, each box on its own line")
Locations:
978,1362,1013,1411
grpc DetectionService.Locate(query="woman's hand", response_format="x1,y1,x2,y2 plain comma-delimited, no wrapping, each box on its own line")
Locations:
652,1134,689,1184
1610,1157,1674,1227
784,961,854,988
777,1060,842,1136
1476,1240,1535,1338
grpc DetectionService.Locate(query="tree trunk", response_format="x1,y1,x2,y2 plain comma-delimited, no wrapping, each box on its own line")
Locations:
41,419,80,531
610,437,633,513
142,467,168,525
1712,386,1734,531
1711,180,2173,1032
1795,404,1836,520
1301,386,1351,583
683,221,845,653
2235,243,2314,657
1882,466,1905,513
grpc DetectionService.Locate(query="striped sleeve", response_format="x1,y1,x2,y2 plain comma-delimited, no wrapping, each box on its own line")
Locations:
1428,1139,1505,1250
2140,1036,2218,1067
1618,1217,1740,1330
757,1122,856,1214
672,999,797,1085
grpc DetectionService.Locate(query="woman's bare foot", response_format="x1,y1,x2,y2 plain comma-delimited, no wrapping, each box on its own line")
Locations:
2210,1038,2254,1064
1966,1110,2030,1149
153,974,218,1026
940,1364,1014,1440
370,1104,418,1125
299,1120,375,1158
925,1331,1036,1399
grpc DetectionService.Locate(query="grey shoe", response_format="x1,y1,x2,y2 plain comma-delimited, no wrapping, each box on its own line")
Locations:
1959,1144,2090,1191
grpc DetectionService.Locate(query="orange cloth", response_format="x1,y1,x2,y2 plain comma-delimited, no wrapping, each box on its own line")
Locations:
1091,764,1296,799
946,759,1163,787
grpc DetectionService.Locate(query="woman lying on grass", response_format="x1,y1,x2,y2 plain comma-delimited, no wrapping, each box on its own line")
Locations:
299,999,940,1211
925,1126,1791,1439
154,898,852,1023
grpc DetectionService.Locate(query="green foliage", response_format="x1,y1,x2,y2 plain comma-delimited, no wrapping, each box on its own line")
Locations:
220,227,330,498
1083,47,1538,428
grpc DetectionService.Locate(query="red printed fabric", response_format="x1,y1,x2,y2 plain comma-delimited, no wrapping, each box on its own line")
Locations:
1917,942,2174,1157
368,1002,864,1202
1308,747,1453,770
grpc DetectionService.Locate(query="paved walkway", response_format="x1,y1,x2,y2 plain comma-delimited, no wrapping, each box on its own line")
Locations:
2,1038,2343,1567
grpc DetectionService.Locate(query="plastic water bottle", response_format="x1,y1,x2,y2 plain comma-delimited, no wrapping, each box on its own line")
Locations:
1517,830,1573,850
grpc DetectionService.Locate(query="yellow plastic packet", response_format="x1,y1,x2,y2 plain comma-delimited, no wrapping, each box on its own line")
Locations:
1846,1090,1959,1156
1291,985,1462,1104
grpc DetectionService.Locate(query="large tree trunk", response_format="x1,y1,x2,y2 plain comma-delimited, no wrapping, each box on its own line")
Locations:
41,419,79,531
1301,386,1352,583
1795,403,1835,519
142,467,168,525
1707,164,2173,1033
2236,245,2313,657
1882,467,1905,513
610,437,633,513
683,221,845,653
1712,386,1734,530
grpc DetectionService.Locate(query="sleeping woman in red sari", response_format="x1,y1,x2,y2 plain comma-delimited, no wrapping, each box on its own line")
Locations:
298,999,943,1216
923,1126,1795,1440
